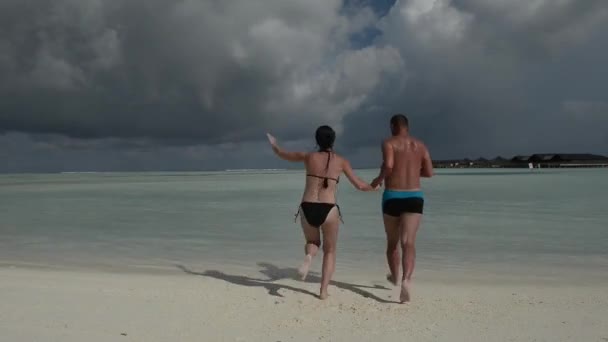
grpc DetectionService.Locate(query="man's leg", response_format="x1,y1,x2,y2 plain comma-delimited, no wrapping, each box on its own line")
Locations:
383,214,400,286
399,213,422,303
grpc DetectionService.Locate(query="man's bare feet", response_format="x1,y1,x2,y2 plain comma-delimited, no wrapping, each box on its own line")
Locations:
386,273,398,286
297,255,312,280
400,280,411,303
319,290,329,300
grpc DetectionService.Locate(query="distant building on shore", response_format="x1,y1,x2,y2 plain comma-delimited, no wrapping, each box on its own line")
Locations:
510,154,608,168
434,153,608,168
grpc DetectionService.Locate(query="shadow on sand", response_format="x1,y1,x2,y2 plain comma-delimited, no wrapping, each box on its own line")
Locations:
176,262,398,304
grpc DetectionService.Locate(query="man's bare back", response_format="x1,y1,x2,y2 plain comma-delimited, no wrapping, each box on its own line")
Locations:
381,135,433,190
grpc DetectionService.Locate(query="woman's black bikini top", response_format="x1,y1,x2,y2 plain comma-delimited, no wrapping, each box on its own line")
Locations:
306,150,339,188
306,174,339,186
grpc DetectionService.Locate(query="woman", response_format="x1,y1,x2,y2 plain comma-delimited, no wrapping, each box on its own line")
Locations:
266,125,377,299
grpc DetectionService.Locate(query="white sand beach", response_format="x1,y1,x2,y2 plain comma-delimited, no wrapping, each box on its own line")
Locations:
2,266,607,342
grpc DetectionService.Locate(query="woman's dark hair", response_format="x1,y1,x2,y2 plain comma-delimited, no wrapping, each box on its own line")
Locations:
314,125,336,188
315,125,335,152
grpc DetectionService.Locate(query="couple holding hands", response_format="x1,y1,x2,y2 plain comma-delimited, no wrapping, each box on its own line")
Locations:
267,114,433,303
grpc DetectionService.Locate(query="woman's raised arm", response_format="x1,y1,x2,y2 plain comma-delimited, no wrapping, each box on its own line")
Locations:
266,133,307,162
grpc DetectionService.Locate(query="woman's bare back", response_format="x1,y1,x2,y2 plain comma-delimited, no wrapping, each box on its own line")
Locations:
301,151,344,204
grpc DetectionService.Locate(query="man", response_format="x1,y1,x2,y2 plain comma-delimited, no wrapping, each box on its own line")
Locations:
371,114,433,303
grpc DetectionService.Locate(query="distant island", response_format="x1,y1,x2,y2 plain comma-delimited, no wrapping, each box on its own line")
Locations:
433,153,608,169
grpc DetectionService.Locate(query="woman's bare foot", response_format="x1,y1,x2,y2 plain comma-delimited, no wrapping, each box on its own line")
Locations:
400,280,411,303
386,273,398,286
319,290,329,300
298,255,312,280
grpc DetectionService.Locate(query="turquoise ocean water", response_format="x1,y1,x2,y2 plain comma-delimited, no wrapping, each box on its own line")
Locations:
1,169,607,282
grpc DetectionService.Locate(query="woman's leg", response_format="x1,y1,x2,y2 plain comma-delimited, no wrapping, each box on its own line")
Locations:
319,207,340,299
298,210,321,280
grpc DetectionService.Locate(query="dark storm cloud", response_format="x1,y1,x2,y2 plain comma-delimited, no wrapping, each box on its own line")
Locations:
1,0,607,172
0,0,398,145
0,0,266,142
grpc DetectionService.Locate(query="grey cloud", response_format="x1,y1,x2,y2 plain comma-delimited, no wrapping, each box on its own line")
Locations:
1,0,607,172
0,0,398,145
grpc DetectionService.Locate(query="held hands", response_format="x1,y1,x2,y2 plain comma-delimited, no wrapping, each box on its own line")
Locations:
361,182,380,191
366,179,382,191
371,176,383,189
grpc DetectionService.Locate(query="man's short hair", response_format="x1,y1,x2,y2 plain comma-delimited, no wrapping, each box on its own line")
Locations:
390,114,409,128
